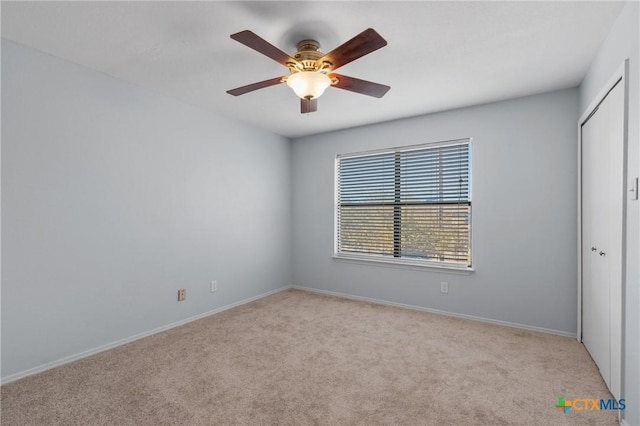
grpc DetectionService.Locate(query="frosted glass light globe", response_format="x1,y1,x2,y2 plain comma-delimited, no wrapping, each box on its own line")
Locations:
286,71,331,100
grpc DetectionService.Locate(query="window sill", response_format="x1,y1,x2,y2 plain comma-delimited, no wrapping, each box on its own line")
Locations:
332,254,474,275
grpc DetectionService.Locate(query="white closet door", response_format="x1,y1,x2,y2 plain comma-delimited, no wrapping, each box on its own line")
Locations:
581,78,624,398
582,102,610,384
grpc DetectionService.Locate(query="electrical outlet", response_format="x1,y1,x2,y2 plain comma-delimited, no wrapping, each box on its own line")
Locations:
210,280,218,292
440,282,449,294
177,289,186,301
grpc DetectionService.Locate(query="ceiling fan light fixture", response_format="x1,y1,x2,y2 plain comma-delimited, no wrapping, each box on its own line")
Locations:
227,29,389,112
286,71,331,100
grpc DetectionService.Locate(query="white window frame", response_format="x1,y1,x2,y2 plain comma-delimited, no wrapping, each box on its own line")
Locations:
333,138,474,274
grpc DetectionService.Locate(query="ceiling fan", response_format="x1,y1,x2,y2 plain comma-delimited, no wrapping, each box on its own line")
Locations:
226,28,390,114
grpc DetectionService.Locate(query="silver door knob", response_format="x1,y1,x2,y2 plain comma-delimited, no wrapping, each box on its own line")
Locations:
591,247,597,251
599,251,606,256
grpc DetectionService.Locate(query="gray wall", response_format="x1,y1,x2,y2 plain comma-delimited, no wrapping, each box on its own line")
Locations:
1,40,292,379
579,2,639,424
292,88,579,335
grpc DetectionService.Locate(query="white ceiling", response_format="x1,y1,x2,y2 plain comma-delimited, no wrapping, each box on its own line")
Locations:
1,1,625,138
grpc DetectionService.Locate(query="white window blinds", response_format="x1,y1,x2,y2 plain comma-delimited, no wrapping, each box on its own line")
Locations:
336,140,471,267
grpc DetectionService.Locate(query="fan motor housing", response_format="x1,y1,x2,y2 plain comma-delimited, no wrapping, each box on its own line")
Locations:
291,39,330,72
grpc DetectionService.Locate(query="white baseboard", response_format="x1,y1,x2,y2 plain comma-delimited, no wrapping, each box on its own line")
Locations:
2,284,577,385
292,286,577,339
1,286,292,385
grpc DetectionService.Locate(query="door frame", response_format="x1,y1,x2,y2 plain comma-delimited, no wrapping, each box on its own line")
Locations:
577,59,629,400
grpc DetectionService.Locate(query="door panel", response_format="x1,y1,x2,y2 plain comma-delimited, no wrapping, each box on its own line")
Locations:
581,78,624,398
582,106,610,384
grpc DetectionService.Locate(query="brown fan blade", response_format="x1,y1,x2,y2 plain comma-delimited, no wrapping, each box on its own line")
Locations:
319,28,387,71
300,98,318,114
230,30,296,67
330,74,390,98
226,77,285,96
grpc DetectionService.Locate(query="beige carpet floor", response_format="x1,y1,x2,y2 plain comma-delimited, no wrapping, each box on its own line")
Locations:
1,289,618,425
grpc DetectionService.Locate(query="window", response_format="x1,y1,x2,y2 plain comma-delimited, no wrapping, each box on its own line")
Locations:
335,139,471,269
